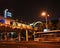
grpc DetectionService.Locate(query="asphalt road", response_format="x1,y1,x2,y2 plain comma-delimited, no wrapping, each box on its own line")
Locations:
0,41,60,48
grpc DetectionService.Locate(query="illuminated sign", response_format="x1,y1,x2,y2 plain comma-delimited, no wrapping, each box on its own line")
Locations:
4,9,12,18
7,12,12,17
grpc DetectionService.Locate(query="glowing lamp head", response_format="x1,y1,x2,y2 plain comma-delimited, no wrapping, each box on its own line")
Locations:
41,12,46,16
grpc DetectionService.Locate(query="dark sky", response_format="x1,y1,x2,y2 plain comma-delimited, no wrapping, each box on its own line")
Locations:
0,0,60,23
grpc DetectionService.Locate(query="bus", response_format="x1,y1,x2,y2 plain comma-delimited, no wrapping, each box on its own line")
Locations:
34,30,60,42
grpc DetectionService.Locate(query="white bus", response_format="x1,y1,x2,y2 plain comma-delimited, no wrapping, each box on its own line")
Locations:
34,30,60,42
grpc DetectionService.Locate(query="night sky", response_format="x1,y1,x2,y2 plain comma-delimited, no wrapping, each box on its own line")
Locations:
0,0,60,23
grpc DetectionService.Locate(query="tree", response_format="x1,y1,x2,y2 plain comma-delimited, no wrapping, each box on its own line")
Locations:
38,23,44,31
48,20,54,30
56,20,60,30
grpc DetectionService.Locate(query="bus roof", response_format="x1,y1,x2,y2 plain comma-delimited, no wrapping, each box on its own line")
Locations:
36,30,60,34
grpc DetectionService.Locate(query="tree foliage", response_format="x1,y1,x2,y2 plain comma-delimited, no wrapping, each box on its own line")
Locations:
56,20,60,30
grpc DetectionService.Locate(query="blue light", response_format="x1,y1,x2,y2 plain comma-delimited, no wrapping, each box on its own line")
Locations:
0,19,5,23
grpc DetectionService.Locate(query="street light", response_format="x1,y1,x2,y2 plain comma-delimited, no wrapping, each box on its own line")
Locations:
41,11,49,29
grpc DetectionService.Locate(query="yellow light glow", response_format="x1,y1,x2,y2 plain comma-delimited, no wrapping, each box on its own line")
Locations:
41,12,46,16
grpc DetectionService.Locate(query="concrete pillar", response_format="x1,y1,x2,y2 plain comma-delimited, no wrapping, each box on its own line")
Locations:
5,32,7,41
26,30,28,41
18,32,21,41
34,31,35,41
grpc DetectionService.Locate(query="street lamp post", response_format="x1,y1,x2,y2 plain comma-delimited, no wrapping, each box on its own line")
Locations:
41,12,49,29
45,15,48,29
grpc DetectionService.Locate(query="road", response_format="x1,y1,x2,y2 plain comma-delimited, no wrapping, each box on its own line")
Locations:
0,41,60,48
